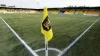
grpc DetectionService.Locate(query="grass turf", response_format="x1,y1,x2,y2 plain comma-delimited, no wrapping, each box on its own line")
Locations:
64,17,100,56
0,13,98,56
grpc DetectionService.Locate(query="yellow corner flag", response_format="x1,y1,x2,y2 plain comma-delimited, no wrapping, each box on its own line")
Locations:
41,7,53,41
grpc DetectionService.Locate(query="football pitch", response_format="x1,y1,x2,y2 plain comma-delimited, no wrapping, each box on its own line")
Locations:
0,13,100,56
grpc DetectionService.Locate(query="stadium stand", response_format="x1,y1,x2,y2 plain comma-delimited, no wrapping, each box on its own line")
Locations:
64,9,74,14
0,7,100,15
0,7,37,13
49,10,59,14
86,10,100,14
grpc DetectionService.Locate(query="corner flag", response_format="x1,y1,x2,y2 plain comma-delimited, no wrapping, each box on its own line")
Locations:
41,7,53,41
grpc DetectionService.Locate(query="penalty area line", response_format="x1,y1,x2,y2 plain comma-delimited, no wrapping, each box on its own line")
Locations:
0,16,38,56
58,17,100,56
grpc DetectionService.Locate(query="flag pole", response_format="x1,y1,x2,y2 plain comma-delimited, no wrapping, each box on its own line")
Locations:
45,37,48,56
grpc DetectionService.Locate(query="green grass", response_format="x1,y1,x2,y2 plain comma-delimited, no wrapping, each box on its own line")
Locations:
0,13,99,56
65,17,100,56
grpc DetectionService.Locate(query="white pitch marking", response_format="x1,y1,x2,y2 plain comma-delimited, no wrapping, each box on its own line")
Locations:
34,48,62,53
58,17,100,56
0,16,38,56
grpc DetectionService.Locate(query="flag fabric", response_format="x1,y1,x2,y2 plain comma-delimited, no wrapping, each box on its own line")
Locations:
41,7,53,41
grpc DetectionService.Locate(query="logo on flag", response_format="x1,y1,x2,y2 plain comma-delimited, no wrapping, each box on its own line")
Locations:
42,16,51,31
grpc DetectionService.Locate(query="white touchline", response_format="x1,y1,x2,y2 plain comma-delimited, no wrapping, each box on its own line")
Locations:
34,48,62,53
0,16,38,56
58,17,100,56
